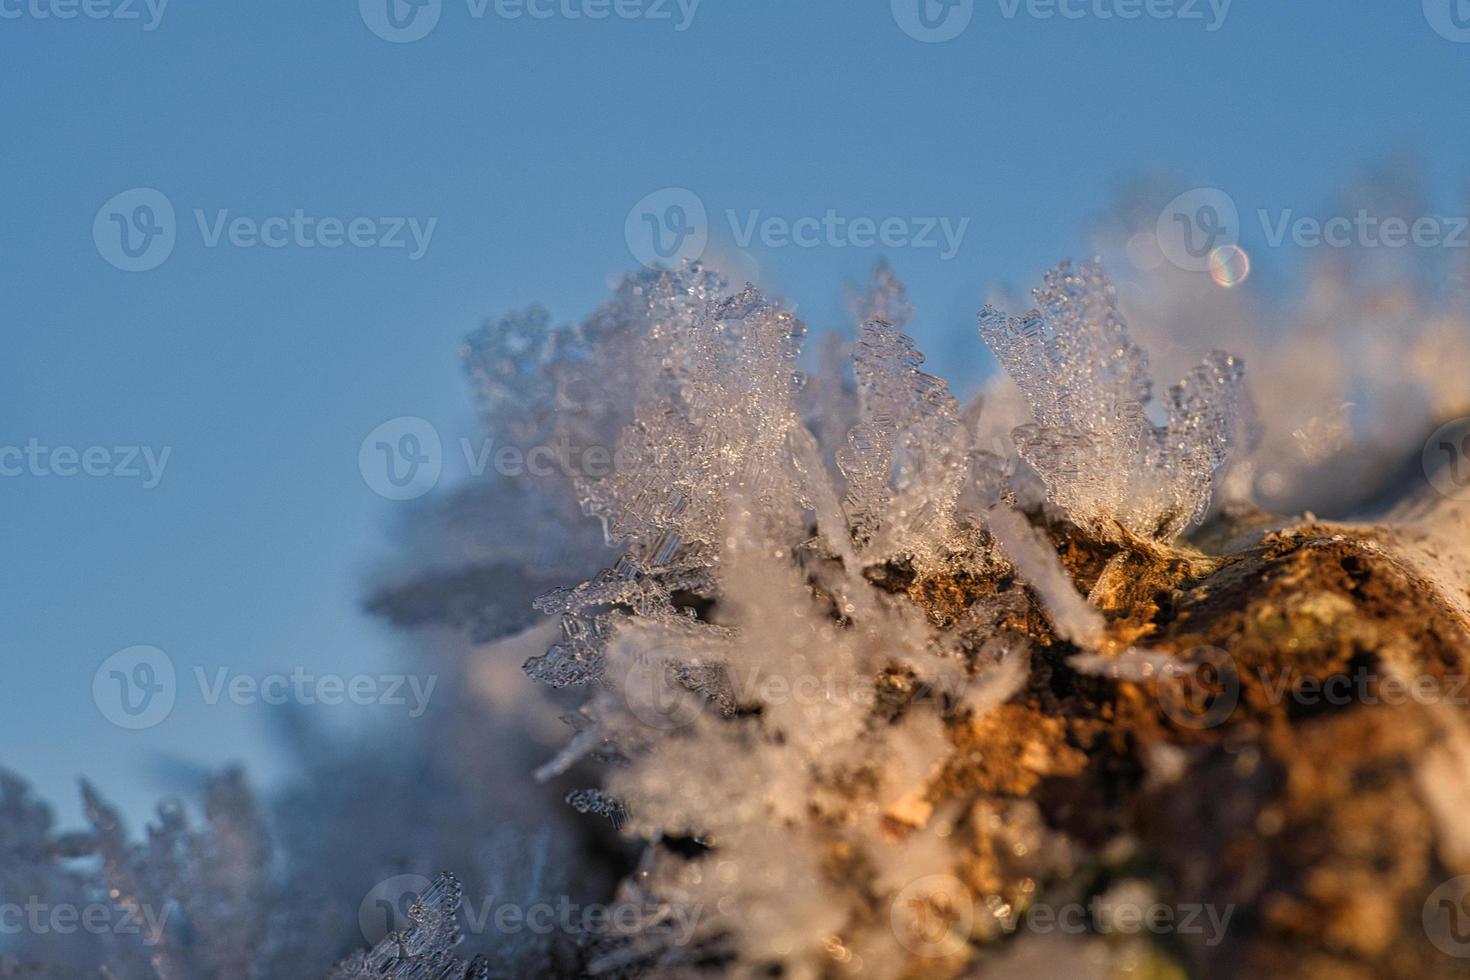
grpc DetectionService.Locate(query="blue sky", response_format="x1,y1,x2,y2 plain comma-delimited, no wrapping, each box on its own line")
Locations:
2,0,1468,824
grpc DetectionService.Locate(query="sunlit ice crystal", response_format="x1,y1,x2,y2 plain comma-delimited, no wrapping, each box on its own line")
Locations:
978,258,1245,540
525,264,815,709
837,260,968,570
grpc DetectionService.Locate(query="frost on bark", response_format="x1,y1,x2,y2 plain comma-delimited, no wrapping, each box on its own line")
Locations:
496,258,1470,978
6,230,1470,978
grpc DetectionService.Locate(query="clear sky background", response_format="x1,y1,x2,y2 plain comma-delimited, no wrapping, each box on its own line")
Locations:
2,0,1468,825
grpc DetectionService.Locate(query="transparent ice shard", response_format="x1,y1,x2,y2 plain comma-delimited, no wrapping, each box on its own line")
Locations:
985,503,1104,647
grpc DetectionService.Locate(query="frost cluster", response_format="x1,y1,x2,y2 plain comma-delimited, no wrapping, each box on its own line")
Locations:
0,769,278,979
14,161,1467,977
501,257,1244,976
979,259,1244,540
1077,162,1470,518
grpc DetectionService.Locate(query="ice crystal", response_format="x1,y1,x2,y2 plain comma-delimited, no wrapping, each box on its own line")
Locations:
523,266,819,714
326,873,489,980
564,788,627,829
0,768,279,979
979,258,1244,539
984,501,1104,646
838,261,968,566
1,675,591,977
1074,164,1470,520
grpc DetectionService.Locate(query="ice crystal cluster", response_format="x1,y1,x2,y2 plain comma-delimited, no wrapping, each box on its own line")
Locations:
10,164,1470,979
1083,164,1470,519
0,769,278,978
979,260,1243,540
502,256,1245,976
0,256,1250,979
326,874,488,980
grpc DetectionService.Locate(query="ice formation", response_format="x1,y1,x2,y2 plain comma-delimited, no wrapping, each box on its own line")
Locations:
9,165,1470,977
496,257,1248,976
1077,162,1470,519
0,256,1255,978
0,769,277,979
327,874,489,980
978,259,1244,541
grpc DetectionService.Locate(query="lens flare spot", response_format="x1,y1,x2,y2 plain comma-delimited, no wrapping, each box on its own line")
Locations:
1209,244,1250,287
